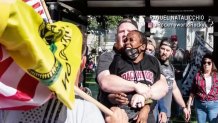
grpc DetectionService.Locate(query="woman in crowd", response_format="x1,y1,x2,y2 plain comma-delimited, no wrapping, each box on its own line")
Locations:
145,37,156,56
187,53,218,123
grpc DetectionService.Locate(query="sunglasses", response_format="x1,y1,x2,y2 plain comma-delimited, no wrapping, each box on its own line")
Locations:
203,61,212,65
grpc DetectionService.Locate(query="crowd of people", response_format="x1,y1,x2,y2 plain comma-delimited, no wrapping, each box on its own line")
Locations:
1,1,218,122
96,18,218,123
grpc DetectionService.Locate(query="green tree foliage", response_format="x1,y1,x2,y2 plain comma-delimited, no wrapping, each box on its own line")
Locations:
105,16,123,29
87,15,123,55
87,16,99,31
87,15,123,34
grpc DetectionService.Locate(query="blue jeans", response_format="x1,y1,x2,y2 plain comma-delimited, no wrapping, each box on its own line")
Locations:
153,104,158,123
195,99,218,123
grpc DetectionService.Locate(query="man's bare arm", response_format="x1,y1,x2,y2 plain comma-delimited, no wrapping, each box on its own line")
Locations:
172,80,186,108
98,71,168,100
172,80,190,121
149,74,168,100
97,70,139,93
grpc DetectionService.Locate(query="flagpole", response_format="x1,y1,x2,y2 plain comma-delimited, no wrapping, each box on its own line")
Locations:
74,86,113,116
40,0,53,23
40,0,113,116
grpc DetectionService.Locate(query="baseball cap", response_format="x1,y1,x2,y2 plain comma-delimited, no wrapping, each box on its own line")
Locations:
159,39,173,49
147,37,156,49
171,35,178,42
118,18,138,29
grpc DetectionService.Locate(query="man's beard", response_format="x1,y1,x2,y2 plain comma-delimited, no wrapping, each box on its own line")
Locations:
160,54,169,61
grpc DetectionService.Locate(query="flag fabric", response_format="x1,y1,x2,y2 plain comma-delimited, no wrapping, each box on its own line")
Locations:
0,56,52,110
23,0,48,22
0,0,82,110
0,0,51,110
181,31,212,96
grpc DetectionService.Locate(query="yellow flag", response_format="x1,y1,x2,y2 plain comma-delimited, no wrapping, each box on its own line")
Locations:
0,0,82,109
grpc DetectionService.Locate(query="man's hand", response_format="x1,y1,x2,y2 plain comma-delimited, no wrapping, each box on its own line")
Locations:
158,112,167,123
187,105,191,116
108,93,129,105
183,107,190,122
135,105,150,123
131,94,145,108
134,83,151,99
105,107,128,123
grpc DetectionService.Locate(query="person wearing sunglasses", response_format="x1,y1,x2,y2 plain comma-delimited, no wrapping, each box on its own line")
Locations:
187,53,218,123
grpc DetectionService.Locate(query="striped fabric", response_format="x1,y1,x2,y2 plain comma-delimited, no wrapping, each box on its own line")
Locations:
0,48,53,110
23,0,48,21
18,98,66,123
0,0,52,110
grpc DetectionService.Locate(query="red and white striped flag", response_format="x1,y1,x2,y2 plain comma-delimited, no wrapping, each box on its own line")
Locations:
0,46,53,110
23,0,48,22
0,0,52,110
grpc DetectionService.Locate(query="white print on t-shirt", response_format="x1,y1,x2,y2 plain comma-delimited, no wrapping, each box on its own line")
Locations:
121,70,154,84
162,67,175,90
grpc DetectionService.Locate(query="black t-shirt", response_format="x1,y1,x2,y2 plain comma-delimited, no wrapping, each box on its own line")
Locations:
109,53,161,120
110,53,161,83
96,50,116,108
96,50,116,76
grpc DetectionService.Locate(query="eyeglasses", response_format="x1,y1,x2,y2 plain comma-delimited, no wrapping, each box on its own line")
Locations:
203,61,212,65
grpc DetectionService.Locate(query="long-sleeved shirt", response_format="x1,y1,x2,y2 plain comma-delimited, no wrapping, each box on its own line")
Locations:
190,71,218,101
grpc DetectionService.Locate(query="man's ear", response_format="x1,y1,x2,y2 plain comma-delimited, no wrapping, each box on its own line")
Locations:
140,44,146,51
170,49,174,56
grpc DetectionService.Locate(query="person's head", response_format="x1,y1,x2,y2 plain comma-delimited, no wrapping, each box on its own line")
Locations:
170,35,178,50
200,53,217,74
114,18,138,50
146,37,156,55
123,30,147,61
159,38,173,62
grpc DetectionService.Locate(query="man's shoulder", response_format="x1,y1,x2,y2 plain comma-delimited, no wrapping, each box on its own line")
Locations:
97,50,116,75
